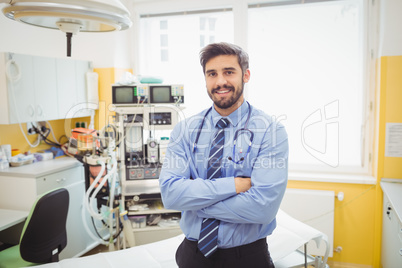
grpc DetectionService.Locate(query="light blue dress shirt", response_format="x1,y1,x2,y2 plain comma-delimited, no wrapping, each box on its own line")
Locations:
159,100,288,249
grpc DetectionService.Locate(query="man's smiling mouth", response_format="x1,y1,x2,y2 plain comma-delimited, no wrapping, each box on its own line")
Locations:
213,86,234,94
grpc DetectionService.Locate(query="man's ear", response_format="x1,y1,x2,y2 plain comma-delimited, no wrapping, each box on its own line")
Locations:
243,69,250,83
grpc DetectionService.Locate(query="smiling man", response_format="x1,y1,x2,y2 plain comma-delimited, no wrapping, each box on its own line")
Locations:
159,42,289,268
204,54,249,115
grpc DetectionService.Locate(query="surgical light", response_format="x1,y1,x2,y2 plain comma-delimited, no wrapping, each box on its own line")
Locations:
0,0,132,56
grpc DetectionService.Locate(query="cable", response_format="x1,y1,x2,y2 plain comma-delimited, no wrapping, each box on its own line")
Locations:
175,96,182,105
31,125,60,147
99,124,117,152
81,194,111,246
5,59,21,82
85,161,108,220
6,59,40,148
90,212,123,243
45,121,59,144
91,203,124,244
58,134,69,145
83,157,122,245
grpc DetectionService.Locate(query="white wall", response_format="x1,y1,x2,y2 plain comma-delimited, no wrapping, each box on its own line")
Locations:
0,3,133,68
379,0,402,56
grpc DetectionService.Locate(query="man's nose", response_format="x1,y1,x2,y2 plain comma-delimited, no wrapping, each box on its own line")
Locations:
216,74,227,87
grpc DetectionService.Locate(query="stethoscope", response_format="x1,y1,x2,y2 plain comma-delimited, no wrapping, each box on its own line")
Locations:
192,102,254,164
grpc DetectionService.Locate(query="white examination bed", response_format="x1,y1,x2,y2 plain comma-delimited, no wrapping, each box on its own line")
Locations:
33,210,329,268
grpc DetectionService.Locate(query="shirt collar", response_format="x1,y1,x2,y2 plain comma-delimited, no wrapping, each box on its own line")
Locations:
210,99,249,127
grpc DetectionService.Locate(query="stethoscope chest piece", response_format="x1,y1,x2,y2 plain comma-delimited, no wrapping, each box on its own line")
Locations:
193,102,254,164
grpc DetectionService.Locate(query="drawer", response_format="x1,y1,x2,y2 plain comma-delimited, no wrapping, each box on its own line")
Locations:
134,227,182,246
36,166,84,194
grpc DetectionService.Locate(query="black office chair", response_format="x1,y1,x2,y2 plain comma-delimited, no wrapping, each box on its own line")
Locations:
0,188,69,267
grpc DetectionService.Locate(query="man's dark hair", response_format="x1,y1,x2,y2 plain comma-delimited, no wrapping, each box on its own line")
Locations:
199,42,249,74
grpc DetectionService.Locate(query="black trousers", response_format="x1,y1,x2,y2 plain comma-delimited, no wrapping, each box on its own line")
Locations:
175,238,275,268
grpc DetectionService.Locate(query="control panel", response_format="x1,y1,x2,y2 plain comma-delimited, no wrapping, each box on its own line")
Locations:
149,112,172,126
127,166,160,180
136,85,149,97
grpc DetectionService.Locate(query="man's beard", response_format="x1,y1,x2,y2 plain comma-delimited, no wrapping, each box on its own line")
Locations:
210,83,244,110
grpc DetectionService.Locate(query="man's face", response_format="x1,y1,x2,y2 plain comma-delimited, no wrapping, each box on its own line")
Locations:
205,55,250,116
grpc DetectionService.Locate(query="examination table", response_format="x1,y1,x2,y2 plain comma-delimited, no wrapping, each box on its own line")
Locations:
32,209,329,268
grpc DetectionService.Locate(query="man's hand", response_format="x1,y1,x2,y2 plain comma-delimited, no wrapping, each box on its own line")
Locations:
234,177,251,194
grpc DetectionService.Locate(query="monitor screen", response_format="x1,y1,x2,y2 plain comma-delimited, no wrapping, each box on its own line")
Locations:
114,87,134,103
151,86,171,103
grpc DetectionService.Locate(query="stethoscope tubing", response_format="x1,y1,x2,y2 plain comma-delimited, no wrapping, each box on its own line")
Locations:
193,102,254,164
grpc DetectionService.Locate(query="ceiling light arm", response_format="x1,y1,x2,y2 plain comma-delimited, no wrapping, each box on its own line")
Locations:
66,32,72,57
56,21,82,57
1,0,132,57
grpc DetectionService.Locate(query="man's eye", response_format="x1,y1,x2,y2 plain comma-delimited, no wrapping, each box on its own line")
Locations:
226,71,233,75
208,73,216,77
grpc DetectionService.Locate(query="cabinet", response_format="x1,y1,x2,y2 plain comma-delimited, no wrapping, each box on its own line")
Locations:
74,60,92,119
125,194,182,246
1,53,36,123
33,55,59,122
0,52,93,124
56,58,78,120
381,179,402,268
0,158,99,259
56,58,92,119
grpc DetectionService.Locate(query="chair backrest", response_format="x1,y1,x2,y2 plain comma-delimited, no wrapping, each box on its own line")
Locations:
19,188,69,263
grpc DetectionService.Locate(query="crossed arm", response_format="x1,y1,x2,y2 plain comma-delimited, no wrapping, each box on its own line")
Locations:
235,177,252,194
159,122,288,225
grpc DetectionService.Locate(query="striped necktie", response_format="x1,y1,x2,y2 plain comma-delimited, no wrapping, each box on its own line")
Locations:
198,117,229,257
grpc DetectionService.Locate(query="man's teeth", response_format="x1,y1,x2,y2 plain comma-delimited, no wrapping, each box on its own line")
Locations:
217,90,230,93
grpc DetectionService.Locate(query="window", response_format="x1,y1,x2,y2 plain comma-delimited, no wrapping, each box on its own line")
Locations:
136,0,370,175
248,0,367,173
138,10,234,118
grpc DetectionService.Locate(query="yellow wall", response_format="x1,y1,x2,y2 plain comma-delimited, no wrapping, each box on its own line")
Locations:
93,68,132,130
287,180,377,266
0,120,68,154
0,118,87,155
375,55,402,267
379,56,402,179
